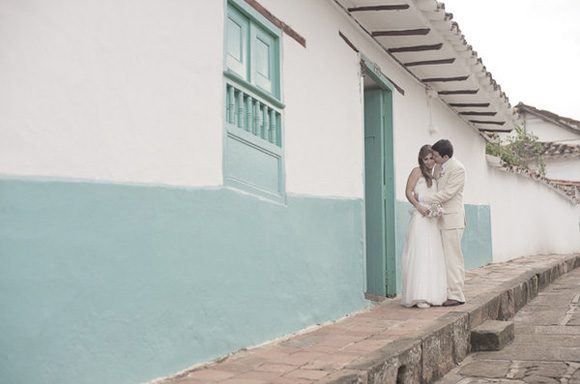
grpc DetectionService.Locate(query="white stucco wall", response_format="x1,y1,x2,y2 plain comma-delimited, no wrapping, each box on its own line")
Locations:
0,0,492,201
2,0,577,259
0,0,224,187
544,158,580,181
276,0,365,198
523,115,580,143
487,168,580,261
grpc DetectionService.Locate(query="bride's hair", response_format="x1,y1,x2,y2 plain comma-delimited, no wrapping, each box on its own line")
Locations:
418,144,434,188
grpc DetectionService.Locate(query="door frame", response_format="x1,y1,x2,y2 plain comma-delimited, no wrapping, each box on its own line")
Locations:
361,56,397,297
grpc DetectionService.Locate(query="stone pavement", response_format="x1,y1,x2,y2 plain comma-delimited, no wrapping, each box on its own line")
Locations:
157,254,580,384
436,266,580,384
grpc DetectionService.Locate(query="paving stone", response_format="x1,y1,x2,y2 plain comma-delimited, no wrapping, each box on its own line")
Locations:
571,368,580,384
470,320,514,351
318,369,367,384
522,375,559,384
482,346,580,362
512,334,580,347
283,368,330,380
517,361,568,378
569,312,580,326
458,359,510,378
516,325,580,335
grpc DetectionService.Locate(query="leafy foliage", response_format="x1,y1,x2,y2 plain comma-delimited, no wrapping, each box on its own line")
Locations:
485,126,546,176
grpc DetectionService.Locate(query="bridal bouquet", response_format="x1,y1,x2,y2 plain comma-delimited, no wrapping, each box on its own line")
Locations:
428,202,444,217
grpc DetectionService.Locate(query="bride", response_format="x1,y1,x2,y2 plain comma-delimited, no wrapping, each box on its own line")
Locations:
400,145,447,308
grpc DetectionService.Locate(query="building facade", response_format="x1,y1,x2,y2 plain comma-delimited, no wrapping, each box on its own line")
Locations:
1,1,579,383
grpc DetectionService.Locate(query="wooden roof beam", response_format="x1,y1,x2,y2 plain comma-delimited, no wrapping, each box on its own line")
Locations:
469,120,505,125
422,75,470,82
438,89,479,95
478,127,512,132
348,5,409,12
389,43,443,53
404,58,455,67
459,111,497,116
372,28,430,37
449,102,490,107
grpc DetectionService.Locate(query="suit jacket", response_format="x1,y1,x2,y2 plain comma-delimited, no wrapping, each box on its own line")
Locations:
424,157,465,229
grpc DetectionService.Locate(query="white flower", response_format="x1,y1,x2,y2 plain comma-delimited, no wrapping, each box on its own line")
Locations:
428,202,444,217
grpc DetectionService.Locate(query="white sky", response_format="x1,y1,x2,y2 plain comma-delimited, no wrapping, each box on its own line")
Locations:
441,0,580,120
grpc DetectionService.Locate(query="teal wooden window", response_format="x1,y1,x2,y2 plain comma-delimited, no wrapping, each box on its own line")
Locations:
225,83,281,146
225,1,280,100
224,0,285,201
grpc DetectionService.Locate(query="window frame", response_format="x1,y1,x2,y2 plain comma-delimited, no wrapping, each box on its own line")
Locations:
224,0,282,102
222,0,286,203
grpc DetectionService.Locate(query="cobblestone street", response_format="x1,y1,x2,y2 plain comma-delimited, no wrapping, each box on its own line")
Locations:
438,267,580,384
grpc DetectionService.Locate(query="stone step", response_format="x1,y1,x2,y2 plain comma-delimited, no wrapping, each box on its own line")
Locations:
470,320,514,352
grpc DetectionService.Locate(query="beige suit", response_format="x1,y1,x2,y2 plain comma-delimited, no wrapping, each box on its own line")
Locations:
423,157,466,302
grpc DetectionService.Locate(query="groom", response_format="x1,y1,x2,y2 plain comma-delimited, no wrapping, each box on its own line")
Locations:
421,139,466,306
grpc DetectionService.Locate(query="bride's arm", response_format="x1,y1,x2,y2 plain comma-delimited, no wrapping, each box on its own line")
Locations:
405,168,429,216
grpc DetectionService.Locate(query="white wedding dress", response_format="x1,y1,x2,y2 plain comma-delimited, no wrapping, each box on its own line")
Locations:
400,177,448,307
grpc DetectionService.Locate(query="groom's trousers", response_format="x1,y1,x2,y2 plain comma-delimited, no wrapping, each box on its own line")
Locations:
441,228,465,302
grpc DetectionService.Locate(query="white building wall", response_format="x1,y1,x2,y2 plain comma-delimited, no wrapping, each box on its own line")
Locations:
1,0,577,260
487,169,580,262
0,0,224,187
278,0,365,198
524,115,580,143
545,158,580,181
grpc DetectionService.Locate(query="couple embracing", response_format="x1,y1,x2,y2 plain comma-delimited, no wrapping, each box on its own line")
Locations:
401,139,466,309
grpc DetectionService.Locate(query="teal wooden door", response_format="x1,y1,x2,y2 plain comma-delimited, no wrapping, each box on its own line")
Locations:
364,88,396,297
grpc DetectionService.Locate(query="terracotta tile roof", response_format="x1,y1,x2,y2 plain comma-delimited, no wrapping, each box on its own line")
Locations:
538,142,580,159
548,179,580,202
515,103,580,135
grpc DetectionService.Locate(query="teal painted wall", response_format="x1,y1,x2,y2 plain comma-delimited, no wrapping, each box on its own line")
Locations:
394,201,493,293
0,178,368,384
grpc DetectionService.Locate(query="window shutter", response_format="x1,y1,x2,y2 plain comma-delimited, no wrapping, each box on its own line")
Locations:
226,7,249,79
251,25,277,96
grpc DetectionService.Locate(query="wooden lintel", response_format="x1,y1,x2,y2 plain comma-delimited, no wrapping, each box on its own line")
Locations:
405,58,455,66
372,28,430,37
244,0,306,47
469,120,506,125
422,75,469,82
438,89,479,95
339,31,359,53
348,5,409,12
459,111,497,116
362,62,406,96
388,43,443,53
449,102,490,107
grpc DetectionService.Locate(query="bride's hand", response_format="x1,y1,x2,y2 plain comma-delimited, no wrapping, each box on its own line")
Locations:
416,205,430,216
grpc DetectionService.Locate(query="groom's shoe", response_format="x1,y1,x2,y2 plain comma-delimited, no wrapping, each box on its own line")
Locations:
443,299,465,307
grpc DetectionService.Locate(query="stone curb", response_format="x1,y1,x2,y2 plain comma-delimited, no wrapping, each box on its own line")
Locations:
317,254,580,384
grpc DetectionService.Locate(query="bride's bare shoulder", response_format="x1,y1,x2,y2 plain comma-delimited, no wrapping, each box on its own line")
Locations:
410,166,421,175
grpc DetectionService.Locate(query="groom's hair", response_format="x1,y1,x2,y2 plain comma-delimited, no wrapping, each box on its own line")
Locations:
432,139,454,158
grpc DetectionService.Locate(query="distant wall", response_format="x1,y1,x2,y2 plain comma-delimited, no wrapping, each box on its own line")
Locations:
523,114,580,143
544,158,580,181
487,168,580,262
